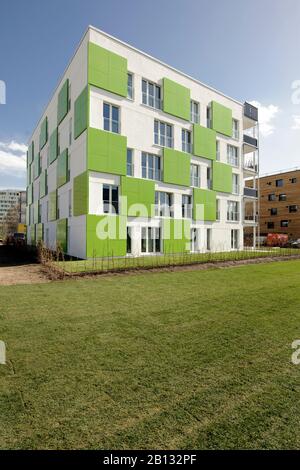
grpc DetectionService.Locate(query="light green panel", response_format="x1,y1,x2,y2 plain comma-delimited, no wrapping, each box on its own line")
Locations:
193,124,216,160
30,225,36,245
49,128,58,164
36,223,43,244
57,149,68,188
27,184,33,205
86,215,126,258
163,148,190,187
28,142,34,165
56,218,68,252
193,188,216,221
163,219,191,254
162,78,190,121
121,177,155,216
40,170,47,198
49,191,57,221
39,117,48,150
33,201,39,224
88,42,127,97
57,79,69,124
26,206,30,226
33,153,40,180
211,101,232,137
88,128,127,175
73,171,88,216
74,87,88,139
212,161,232,193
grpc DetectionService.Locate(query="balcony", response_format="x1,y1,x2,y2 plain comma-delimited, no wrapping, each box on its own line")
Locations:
244,102,258,129
244,214,258,224
243,134,258,154
243,156,258,174
227,211,240,222
244,187,258,198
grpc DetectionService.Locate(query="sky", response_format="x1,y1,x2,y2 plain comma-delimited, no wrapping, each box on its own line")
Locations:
0,0,300,189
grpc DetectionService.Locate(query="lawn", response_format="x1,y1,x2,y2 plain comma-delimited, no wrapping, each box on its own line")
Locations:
1,260,300,449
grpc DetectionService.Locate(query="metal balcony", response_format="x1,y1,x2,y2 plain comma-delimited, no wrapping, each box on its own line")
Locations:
244,102,258,122
243,187,258,198
243,134,258,154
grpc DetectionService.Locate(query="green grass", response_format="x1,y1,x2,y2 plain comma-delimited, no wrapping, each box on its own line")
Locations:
1,260,300,449
57,247,295,273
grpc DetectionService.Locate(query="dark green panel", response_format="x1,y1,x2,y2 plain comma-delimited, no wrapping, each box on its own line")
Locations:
56,218,68,252
74,87,88,139
49,128,58,165
49,191,57,221
57,79,69,124
57,149,69,188
40,169,48,198
39,117,48,150
73,171,88,216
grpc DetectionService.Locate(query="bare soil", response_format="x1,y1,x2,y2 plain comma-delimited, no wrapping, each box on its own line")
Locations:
0,245,49,285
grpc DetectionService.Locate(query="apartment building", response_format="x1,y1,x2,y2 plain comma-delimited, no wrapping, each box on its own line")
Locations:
258,168,300,239
26,26,259,259
0,189,26,224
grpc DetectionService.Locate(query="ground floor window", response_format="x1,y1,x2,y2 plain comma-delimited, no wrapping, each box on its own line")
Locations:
191,228,200,252
231,229,239,249
127,227,132,254
141,227,161,254
206,228,212,251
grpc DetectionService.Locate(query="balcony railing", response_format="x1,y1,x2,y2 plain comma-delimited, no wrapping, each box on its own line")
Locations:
243,134,258,148
244,102,258,122
244,214,258,223
227,211,240,222
243,187,258,198
243,159,258,173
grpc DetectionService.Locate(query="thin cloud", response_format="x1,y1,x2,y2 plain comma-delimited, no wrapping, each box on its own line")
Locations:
249,100,279,137
0,141,27,177
292,115,300,130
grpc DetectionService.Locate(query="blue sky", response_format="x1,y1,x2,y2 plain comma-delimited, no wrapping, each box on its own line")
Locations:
1,0,300,188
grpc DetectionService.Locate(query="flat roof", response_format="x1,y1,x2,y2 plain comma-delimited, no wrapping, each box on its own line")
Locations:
259,167,300,179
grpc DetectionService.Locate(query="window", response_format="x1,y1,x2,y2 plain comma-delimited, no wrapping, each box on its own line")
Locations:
270,208,277,216
142,79,161,109
103,184,119,214
191,228,200,252
141,227,161,253
291,177,297,183
216,140,220,161
127,227,132,254
141,153,161,181
267,222,274,229
232,174,239,195
207,167,212,189
289,205,298,213
268,193,276,201
206,228,212,251
127,73,133,100
232,119,239,140
155,191,173,217
127,149,134,176
182,195,192,218
69,118,72,146
216,199,220,220
154,120,173,148
206,106,212,128
68,189,72,217
279,194,287,201
182,129,192,153
231,229,239,249
103,103,120,133
227,201,239,221
227,145,239,166
281,220,289,227
190,100,200,124
190,164,200,187
276,179,284,187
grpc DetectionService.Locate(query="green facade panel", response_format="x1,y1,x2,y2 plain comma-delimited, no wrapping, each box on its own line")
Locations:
33,153,40,180
40,170,47,198
88,42,127,97
33,201,39,224
27,164,31,186
57,79,69,124
87,128,127,175
162,78,190,121
193,188,216,221
163,148,190,187
39,117,48,150
211,101,232,137
27,183,33,205
28,141,34,165
49,191,57,221
163,219,191,254
74,87,88,139
57,149,68,188
56,218,68,252
36,223,43,244
86,214,126,258
212,161,232,193
30,225,36,245
121,177,155,217
49,128,58,164
73,171,88,216
193,124,216,160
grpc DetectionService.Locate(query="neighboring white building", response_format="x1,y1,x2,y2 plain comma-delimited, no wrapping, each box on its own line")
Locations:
0,189,26,225
26,26,259,259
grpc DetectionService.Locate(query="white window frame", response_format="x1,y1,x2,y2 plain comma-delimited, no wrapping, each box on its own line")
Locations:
142,79,161,109
127,148,134,176
227,144,239,167
190,164,200,188
182,195,192,218
182,129,192,153
141,227,161,254
155,191,173,217
103,184,119,215
103,102,120,134
154,120,173,148
190,100,200,124
127,73,134,100
232,173,239,195
232,119,239,140
141,152,161,181
227,200,239,222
